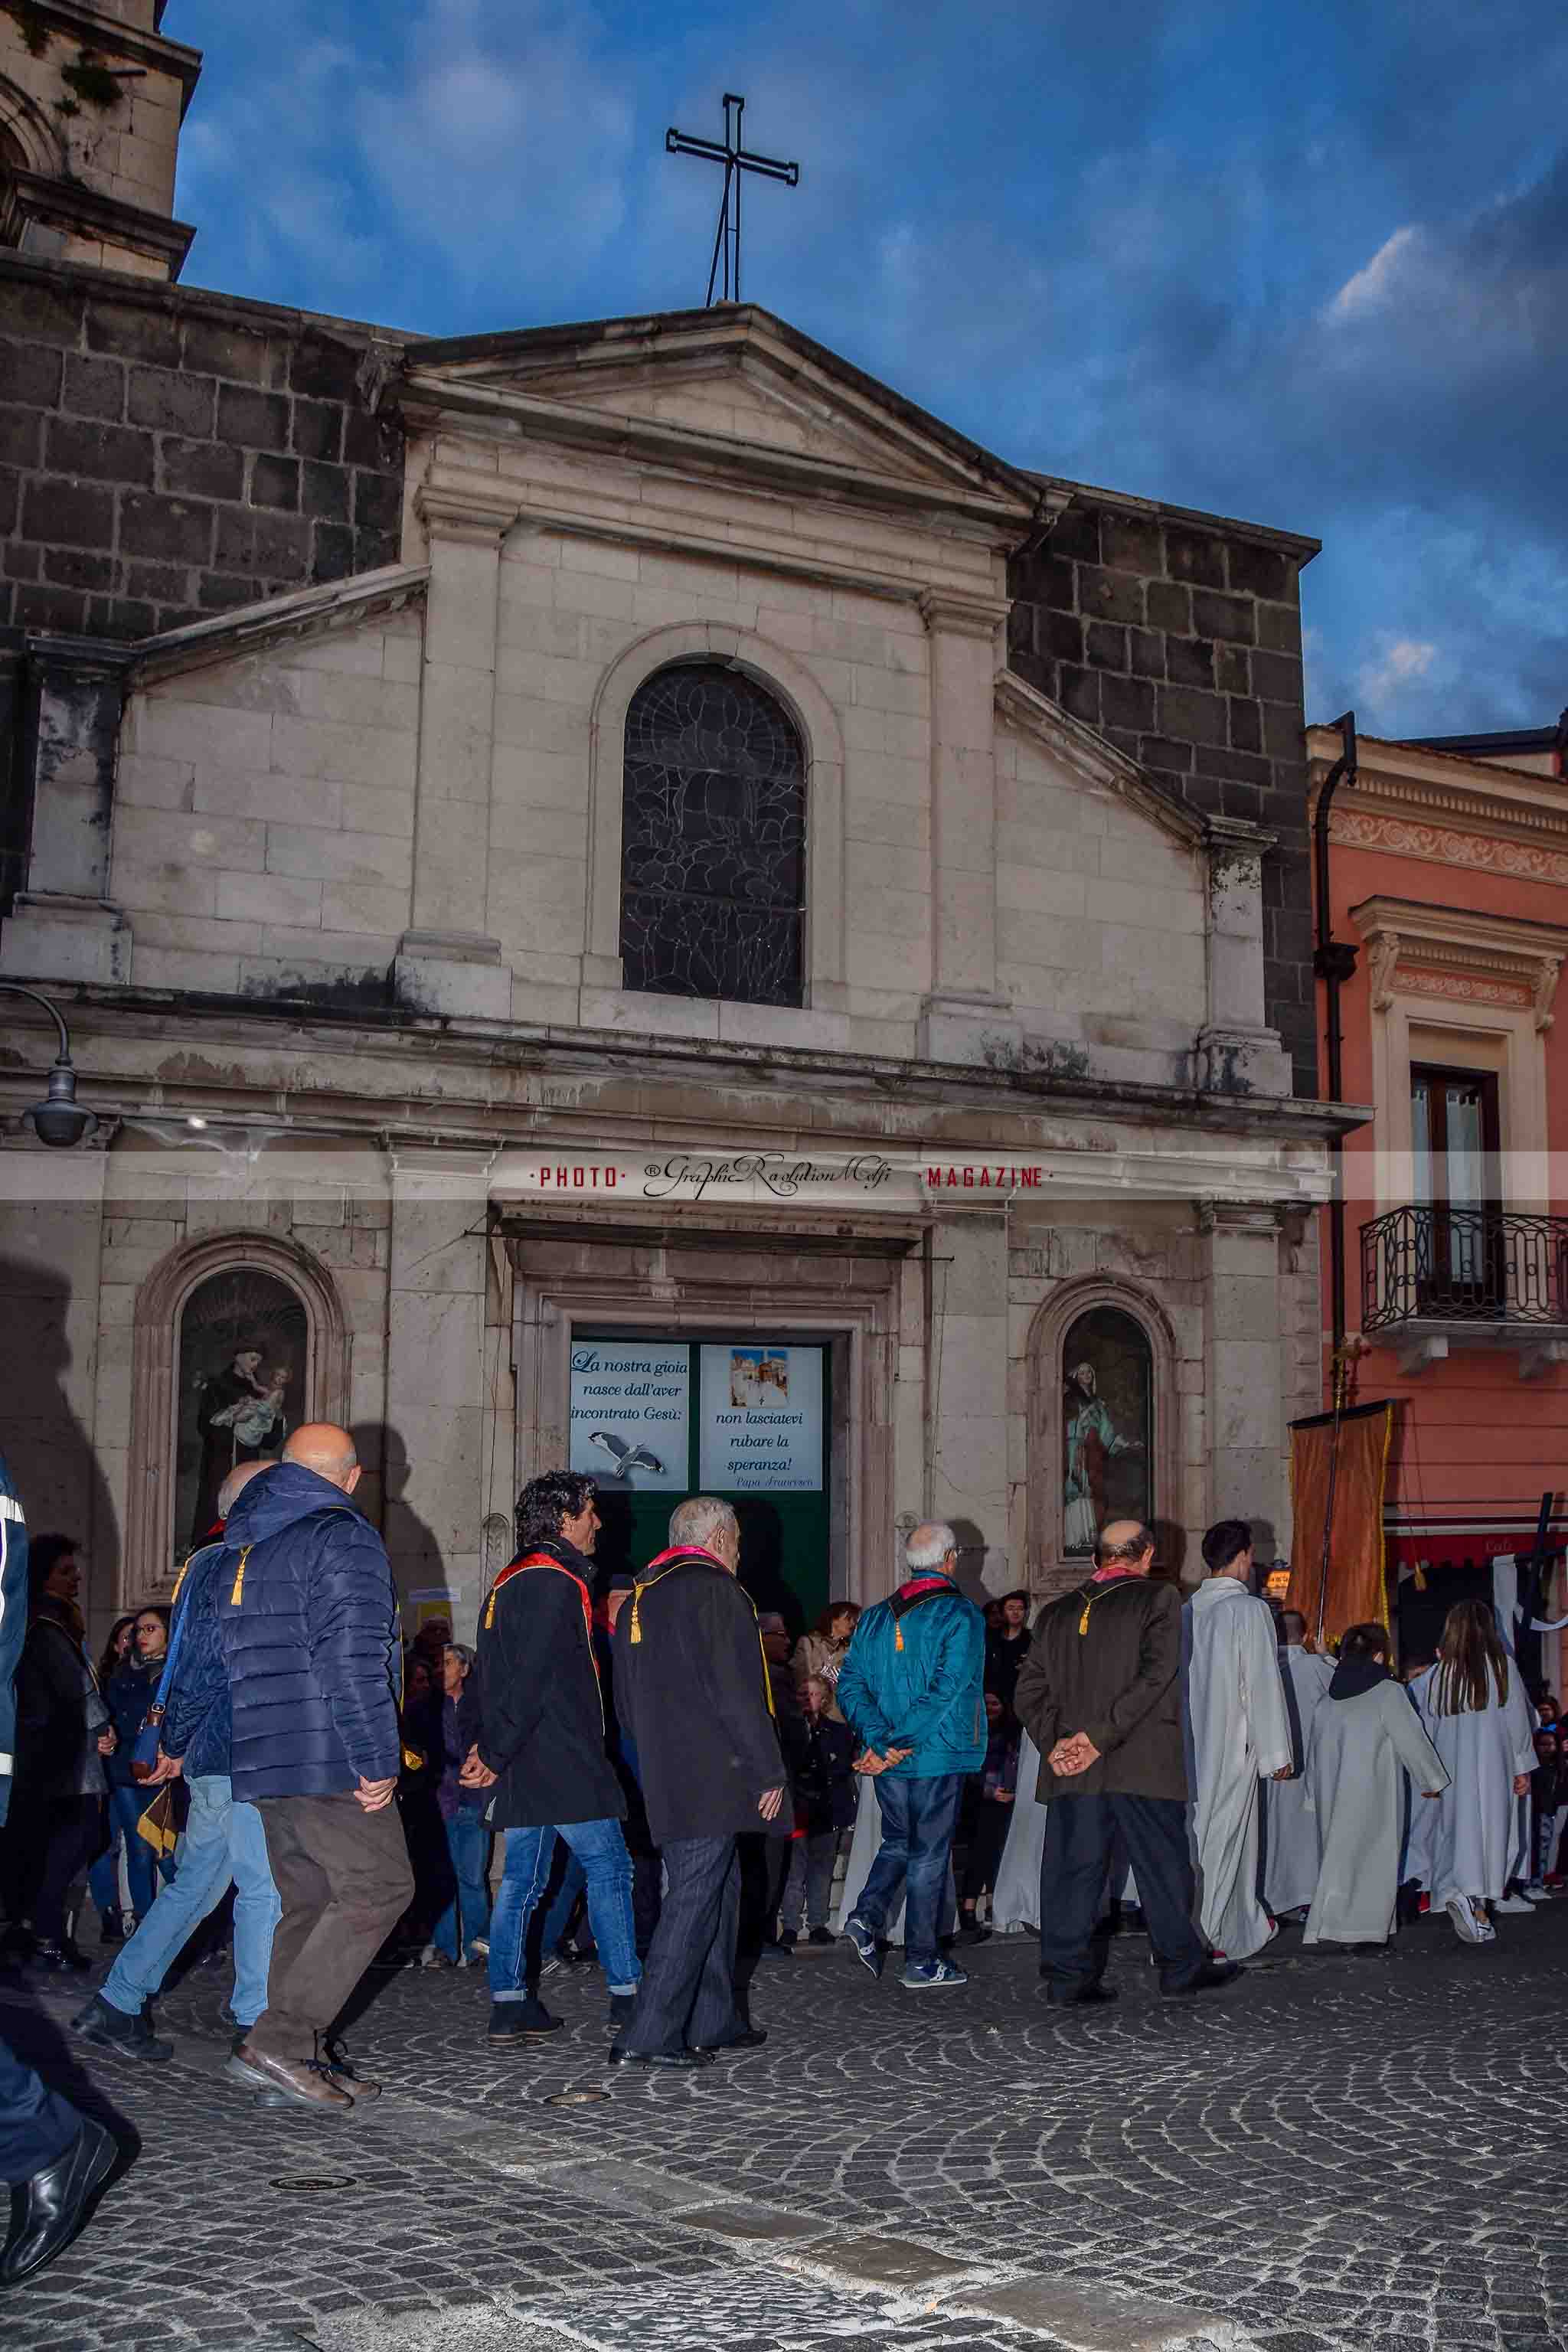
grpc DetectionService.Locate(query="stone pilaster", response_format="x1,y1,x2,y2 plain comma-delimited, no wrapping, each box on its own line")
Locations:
1197,1198,1290,1548
927,1210,1011,1589
1197,816,1292,1097
916,590,1016,1065
0,636,135,985
397,475,521,1021
384,1143,495,1628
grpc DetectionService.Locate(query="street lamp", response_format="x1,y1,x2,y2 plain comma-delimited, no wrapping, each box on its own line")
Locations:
0,982,100,1148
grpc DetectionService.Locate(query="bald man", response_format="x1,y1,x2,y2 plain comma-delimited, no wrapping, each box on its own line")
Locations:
215,1423,411,2112
75,1459,282,2066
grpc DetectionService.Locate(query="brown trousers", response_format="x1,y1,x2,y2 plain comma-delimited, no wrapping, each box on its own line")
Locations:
250,1792,413,2064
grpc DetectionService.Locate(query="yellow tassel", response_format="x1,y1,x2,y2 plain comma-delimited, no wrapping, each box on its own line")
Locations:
629,1589,642,1644
485,1586,497,1630
229,1544,251,1606
1078,1597,1092,1635
894,1622,904,1651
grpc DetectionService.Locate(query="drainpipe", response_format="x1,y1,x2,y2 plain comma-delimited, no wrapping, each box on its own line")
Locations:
1312,711,1359,1354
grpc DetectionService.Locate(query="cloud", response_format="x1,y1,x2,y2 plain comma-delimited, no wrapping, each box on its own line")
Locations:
1325,224,1423,321
1355,635,1439,724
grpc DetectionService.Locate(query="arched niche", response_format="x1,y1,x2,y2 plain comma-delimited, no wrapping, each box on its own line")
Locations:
126,1231,349,1601
584,620,847,1008
1026,1275,1181,1596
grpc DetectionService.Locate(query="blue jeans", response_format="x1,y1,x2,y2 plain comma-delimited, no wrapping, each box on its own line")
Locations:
432,1810,492,1962
100,1775,281,2029
852,1772,964,1968
489,1818,640,2001
540,1850,586,1953
88,1783,174,1923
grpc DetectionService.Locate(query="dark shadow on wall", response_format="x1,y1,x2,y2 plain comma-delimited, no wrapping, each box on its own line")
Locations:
0,1250,119,1635
352,1422,446,1610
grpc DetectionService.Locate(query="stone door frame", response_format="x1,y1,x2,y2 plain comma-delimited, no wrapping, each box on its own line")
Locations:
506,1221,912,1603
125,1229,350,1604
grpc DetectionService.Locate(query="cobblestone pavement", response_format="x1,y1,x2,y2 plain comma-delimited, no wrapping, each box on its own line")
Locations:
5,1896,1567,2352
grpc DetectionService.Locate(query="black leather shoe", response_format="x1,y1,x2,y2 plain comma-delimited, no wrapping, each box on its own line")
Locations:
1045,1983,1119,2007
1165,1960,1242,1998
690,2027,768,2052
28,1939,92,1975
0,2118,116,2287
606,2047,714,2069
70,1994,173,2063
488,1998,561,2040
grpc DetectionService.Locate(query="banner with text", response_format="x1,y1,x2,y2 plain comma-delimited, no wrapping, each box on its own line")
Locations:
569,1341,691,1490
697,1344,824,1492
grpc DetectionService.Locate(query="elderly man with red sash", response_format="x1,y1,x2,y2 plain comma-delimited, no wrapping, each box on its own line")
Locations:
608,1495,786,2070
462,1471,640,2042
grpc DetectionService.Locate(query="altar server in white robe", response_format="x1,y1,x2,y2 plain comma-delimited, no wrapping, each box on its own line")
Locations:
1410,1599,1538,1946
1185,1520,1292,1959
1304,1622,1447,1949
1263,1610,1334,1917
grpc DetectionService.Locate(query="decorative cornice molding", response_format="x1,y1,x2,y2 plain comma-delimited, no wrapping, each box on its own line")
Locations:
1331,806,1568,884
1349,893,1568,1033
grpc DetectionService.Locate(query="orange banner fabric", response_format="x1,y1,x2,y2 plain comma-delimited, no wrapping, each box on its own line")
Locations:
1287,1401,1393,1651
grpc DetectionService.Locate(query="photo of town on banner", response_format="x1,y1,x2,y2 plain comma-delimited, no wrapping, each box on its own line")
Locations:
569,1335,830,1626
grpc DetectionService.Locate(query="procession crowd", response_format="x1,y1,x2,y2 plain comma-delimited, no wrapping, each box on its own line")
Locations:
0,1426,1551,2288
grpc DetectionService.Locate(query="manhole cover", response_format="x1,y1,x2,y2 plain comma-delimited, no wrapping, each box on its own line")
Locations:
543,2088,611,2106
270,2174,358,2192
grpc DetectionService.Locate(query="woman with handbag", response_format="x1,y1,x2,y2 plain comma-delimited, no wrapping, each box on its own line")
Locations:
100,1609,177,1924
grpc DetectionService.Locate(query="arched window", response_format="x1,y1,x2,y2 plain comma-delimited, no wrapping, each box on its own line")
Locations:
175,1269,309,1551
1061,1306,1154,1557
619,661,805,1006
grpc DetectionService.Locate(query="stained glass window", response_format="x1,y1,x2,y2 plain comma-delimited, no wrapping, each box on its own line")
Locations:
620,662,805,1005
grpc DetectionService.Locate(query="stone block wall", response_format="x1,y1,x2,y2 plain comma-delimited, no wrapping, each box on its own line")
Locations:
1007,488,1318,1095
0,253,410,642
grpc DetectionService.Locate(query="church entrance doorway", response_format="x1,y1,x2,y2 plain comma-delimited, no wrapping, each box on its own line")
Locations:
569,1328,833,1635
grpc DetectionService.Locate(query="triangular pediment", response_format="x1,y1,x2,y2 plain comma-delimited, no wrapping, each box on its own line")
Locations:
398,305,1047,528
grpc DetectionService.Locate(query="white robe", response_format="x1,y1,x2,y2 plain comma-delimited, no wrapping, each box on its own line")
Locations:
1263,1646,1334,1914
990,1730,1047,1931
1304,1679,1448,1945
1185,1578,1292,1959
1411,1662,1538,1904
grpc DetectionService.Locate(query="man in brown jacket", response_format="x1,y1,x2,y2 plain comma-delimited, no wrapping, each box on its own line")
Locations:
1014,1519,1238,2004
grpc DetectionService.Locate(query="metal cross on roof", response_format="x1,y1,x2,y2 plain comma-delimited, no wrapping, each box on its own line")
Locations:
665,93,799,307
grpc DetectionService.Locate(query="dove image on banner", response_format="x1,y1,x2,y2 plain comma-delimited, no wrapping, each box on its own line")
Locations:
569,1342,691,1489
698,1344,823,1492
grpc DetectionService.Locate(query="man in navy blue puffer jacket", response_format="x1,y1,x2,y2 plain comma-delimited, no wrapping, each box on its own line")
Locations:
217,1423,412,2114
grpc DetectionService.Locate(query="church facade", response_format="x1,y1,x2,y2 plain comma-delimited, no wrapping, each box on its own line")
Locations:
0,8,1352,1636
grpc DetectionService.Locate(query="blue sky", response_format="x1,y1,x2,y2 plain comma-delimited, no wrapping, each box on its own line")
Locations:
171,0,1568,737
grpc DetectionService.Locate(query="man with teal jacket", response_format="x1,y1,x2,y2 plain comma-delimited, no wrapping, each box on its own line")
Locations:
836,1521,985,1990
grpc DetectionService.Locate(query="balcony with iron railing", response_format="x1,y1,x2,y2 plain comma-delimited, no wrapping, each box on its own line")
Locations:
1361,1205,1568,1377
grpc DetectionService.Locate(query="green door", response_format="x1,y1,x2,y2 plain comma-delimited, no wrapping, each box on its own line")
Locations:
571,1333,831,1639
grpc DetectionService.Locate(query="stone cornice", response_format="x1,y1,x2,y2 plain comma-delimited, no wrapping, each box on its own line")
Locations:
1308,725,1568,856
413,476,524,546
125,563,429,686
995,670,1207,850
398,368,1036,541
3,0,204,113
919,590,1009,638
0,170,195,279
504,498,952,609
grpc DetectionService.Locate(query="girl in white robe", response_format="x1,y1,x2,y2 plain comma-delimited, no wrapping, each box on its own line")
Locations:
1304,1622,1447,1949
1264,1632,1334,1916
989,1728,1047,1932
1411,1600,1539,1945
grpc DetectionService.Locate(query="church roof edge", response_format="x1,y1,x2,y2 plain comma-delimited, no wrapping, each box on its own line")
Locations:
1024,470,1321,564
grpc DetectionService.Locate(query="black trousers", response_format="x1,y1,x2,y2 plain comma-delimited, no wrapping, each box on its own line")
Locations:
960,1799,1014,1906
1038,1793,1207,1992
0,2034,81,2187
8,1797,103,1945
616,1834,744,2057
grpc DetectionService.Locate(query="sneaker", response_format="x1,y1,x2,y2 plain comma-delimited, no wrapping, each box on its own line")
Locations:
1494,1894,1535,1916
1522,1885,1550,1903
420,1943,456,1968
70,1993,173,2064
807,1926,835,1947
488,1997,562,2040
902,1958,969,1990
778,1929,798,1949
1446,1893,1491,1945
841,1914,882,1979
469,1936,489,1958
